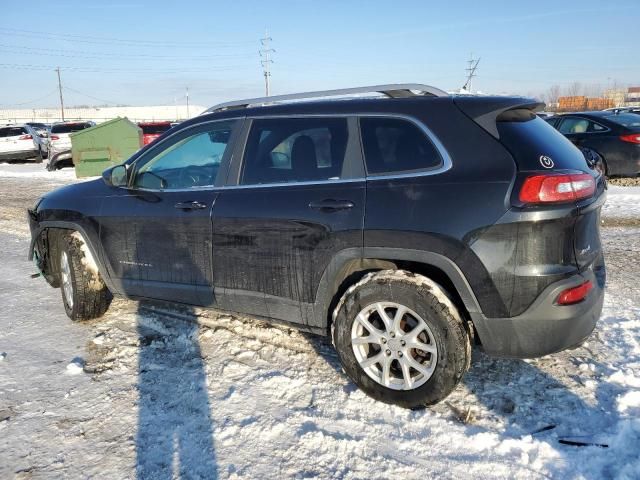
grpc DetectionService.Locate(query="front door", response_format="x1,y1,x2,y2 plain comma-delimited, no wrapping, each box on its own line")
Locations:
211,116,365,327
98,119,240,305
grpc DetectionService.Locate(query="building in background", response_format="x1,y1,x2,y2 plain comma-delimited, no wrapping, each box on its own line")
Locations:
626,87,640,107
603,89,627,108
0,104,205,124
557,95,615,112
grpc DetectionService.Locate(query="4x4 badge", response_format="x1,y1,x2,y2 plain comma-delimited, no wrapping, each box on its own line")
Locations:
540,155,554,168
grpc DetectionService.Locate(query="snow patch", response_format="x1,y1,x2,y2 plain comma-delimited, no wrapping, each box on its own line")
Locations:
65,357,85,375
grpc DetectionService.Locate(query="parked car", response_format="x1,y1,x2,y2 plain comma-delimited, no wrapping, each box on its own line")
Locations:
28,84,606,408
138,121,172,146
0,124,44,162
546,111,640,176
603,106,640,115
25,122,50,157
47,121,95,170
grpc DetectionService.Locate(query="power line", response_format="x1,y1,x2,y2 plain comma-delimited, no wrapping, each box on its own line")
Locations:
0,89,58,107
63,86,121,106
0,27,255,49
259,30,274,96
0,43,255,60
0,63,253,74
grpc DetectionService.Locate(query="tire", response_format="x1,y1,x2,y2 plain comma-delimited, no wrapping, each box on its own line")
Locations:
59,233,112,321
332,270,471,408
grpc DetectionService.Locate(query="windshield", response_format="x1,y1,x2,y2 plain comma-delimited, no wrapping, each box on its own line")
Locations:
604,113,640,129
51,122,93,134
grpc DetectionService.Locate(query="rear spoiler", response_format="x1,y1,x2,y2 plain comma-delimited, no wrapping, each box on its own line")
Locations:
453,96,545,139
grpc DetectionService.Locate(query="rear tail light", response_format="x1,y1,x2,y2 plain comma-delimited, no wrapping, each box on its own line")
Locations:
557,280,593,305
519,173,596,204
620,133,640,144
49,135,60,140
19,134,33,140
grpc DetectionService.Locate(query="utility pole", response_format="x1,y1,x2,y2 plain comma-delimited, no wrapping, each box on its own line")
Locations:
260,30,274,96
186,87,190,118
55,67,65,121
463,54,480,94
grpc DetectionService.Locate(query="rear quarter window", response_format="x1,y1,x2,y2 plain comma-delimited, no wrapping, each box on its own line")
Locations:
51,123,93,134
360,117,442,175
496,113,589,171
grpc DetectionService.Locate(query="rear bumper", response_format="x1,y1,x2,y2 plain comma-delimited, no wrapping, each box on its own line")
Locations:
0,149,39,161
471,257,605,358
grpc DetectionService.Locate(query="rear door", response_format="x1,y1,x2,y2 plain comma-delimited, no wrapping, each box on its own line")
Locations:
98,119,240,305
211,116,365,327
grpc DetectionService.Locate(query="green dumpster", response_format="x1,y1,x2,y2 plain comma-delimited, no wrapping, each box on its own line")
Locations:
71,117,142,177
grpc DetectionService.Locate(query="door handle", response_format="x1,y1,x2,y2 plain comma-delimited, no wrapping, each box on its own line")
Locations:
174,200,208,210
308,199,355,212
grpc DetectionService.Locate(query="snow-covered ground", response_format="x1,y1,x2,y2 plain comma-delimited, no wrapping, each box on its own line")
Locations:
603,186,640,220
1,162,639,479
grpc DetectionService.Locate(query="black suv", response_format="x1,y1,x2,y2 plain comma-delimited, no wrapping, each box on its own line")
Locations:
28,84,606,408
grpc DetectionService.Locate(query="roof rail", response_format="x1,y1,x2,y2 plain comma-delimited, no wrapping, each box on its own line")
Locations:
204,83,447,114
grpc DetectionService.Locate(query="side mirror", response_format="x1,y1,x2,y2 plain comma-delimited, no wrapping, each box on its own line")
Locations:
103,165,128,187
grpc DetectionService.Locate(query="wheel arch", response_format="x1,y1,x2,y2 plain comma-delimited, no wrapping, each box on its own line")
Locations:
313,247,483,336
29,221,116,292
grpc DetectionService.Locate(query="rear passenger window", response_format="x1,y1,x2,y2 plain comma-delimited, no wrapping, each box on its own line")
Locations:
360,117,442,175
558,118,589,134
241,118,348,185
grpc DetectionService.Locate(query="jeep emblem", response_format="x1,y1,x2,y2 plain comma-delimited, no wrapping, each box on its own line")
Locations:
540,155,554,168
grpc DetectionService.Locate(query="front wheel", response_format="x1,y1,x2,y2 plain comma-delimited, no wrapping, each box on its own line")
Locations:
59,233,112,321
332,270,471,408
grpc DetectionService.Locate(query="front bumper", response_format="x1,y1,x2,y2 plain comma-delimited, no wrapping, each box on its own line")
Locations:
0,149,39,161
471,257,605,358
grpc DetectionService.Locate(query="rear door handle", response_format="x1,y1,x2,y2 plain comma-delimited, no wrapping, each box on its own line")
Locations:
308,199,355,212
174,200,208,210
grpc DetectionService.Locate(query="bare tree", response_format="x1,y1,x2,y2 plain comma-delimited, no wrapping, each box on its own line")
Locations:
565,82,582,97
584,83,603,97
545,84,561,104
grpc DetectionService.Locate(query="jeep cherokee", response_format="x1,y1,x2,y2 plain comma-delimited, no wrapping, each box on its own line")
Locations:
28,84,606,408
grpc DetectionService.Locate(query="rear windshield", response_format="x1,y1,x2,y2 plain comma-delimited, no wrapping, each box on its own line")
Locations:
51,122,93,134
603,113,640,129
496,112,589,171
0,126,28,137
140,123,171,135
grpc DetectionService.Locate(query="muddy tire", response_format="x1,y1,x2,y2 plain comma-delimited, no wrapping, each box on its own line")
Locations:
59,233,111,321
332,270,471,408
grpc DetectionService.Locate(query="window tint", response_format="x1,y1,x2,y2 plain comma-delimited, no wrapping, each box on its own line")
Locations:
134,122,233,190
0,127,28,137
139,122,172,135
558,118,590,134
360,117,442,175
604,113,640,129
241,118,348,185
590,122,607,132
50,122,93,134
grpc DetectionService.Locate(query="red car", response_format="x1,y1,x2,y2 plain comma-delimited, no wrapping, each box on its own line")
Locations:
138,121,172,146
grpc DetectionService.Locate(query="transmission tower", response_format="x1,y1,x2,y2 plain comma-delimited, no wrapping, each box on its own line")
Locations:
463,54,480,93
260,30,275,96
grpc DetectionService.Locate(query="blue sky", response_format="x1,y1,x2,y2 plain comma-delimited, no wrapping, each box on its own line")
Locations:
1,0,638,108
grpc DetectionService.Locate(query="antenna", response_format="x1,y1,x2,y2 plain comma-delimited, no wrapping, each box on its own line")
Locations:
463,54,480,93
259,30,274,96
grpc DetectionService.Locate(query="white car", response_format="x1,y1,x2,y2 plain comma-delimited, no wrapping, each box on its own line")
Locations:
0,124,43,163
47,121,94,170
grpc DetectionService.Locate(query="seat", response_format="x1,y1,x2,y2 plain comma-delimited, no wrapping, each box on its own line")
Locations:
290,135,318,181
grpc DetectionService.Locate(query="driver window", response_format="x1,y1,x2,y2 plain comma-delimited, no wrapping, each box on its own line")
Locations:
134,123,233,190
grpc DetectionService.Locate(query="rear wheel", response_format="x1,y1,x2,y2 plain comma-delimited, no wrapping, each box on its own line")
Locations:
59,234,111,321
332,270,471,408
